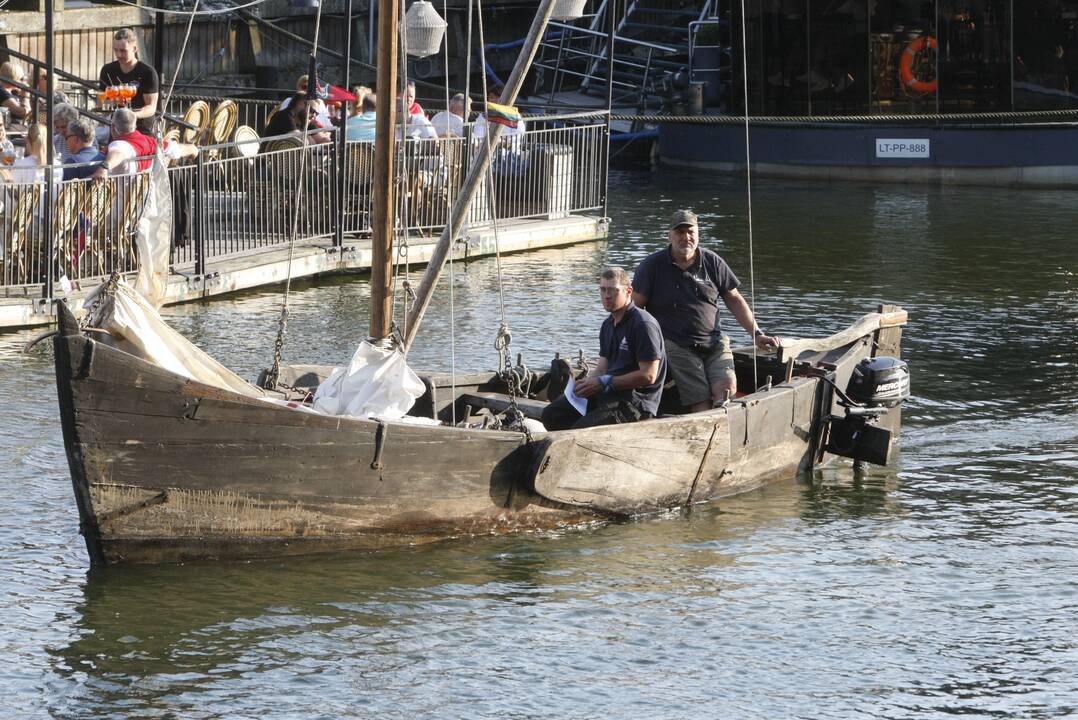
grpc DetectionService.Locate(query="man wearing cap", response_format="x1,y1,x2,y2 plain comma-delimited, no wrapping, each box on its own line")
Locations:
632,209,778,412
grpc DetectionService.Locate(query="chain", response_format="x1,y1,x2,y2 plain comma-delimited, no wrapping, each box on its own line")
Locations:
494,323,530,437
573,348,590,376
262,306,289,389
82,271,121,329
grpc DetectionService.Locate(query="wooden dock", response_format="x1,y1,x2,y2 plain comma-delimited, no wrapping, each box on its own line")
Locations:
0,214,608,330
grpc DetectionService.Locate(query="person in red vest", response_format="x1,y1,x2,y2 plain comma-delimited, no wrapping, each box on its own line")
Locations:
92,108,196,182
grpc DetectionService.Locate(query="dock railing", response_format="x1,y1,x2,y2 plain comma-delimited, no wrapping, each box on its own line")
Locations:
0,116,607,297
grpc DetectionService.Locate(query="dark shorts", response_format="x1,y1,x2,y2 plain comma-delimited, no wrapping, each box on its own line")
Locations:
540,394,650,431
665,337,736,406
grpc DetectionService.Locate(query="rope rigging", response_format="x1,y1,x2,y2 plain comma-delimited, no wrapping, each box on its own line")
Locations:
474,0,529,432
262,0,327,390
607,108,1078,125
738,0,759,392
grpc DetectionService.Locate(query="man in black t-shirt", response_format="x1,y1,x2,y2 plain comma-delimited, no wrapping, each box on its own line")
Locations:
633,209,778,412
540,267,666,432
99,28,159,135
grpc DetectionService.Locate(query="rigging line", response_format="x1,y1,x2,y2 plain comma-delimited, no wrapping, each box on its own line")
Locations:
475,0,508,332
397,0,414,353
111,0,272,16
266,0,327,386
445,0,457,425
464,0,474,120
738,0,757,391
160,0,201,115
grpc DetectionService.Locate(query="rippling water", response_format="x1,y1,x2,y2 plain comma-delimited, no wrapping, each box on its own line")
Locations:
1,170,1076,718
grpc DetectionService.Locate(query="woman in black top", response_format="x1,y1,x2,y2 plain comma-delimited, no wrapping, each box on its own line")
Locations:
98,28,159,134
0,61,31,122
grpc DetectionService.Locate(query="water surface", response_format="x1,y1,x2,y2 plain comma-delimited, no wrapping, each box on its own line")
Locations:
1,169,1076,718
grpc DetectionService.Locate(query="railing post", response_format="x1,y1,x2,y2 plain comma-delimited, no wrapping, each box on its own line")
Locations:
334,127,345,248
194,152,206,277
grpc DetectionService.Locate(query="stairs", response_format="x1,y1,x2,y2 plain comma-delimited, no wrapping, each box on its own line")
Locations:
532,0,711,112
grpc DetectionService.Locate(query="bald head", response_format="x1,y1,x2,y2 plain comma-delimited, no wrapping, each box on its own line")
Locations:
112,107,137,135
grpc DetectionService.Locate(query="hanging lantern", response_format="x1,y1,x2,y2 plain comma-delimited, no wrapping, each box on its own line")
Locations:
550,0,587,21
404,1,447,58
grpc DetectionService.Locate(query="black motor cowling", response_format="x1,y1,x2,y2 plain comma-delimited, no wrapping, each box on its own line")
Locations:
825,356,910,467
846,356,910,409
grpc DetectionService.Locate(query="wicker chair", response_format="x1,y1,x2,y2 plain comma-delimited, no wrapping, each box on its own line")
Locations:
4,185,42,285
79,181,116,277
181,101,211,144
52,182,87,279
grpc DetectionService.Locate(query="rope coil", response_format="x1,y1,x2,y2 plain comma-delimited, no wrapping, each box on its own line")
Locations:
606,109,1078,125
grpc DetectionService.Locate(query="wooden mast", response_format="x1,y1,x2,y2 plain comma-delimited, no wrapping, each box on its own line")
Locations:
401,0,559,351
369,0,401,340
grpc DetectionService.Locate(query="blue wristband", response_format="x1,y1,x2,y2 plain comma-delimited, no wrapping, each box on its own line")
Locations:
600,374,614,393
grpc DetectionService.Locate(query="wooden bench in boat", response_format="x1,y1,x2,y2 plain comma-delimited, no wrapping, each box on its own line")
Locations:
456,391,548,421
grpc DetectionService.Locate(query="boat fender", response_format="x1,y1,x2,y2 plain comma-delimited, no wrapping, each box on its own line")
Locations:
899,36,937,94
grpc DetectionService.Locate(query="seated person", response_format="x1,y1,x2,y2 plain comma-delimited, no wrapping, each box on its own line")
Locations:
280,76,333,128
541,266,666,431
430,93,467,138
473,84,526,145
396,98,437,140
63,117,106,181
263,92,332,147
90,108,196,181
3,123,62,188
345,93,377,142
400,79,424,117
52,103,80,162
35,67,69,106
0,61,31,122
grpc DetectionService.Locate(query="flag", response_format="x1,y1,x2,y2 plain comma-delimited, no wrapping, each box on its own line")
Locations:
485,101,521,129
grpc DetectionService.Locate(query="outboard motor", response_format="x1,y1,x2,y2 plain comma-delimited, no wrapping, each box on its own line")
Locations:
826,356,910,466
846,356,910,409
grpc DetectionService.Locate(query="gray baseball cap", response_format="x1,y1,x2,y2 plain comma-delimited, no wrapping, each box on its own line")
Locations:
668,209,698,230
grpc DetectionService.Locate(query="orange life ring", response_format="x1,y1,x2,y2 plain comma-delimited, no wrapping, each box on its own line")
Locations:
899,36,937,94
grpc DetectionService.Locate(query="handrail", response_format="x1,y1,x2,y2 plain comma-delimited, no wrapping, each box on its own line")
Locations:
546,20,679,54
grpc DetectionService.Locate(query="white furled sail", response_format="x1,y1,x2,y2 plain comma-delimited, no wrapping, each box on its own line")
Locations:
84,279,267,398
312,341,425,420
133,151,173,309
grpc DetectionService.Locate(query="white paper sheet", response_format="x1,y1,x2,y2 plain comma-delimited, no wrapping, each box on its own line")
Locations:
564,374,588,416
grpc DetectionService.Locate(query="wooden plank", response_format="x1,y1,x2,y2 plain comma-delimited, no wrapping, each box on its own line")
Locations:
532,414,718,514
778,310,908,363
874,303,905,360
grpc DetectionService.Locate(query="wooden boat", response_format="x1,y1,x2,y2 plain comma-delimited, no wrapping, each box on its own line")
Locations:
50,0,909,566
53,300,907,565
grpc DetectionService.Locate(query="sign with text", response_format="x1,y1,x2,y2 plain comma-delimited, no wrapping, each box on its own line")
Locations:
876,139,930,159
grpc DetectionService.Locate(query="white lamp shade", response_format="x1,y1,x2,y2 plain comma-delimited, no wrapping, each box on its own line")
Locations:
404,1,448,58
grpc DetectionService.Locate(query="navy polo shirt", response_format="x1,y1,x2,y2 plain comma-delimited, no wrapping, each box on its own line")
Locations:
63,146,106,181
599,303,666,415
633,246,740,348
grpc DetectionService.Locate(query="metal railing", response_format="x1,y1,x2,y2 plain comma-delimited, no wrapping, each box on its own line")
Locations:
0,118,606,296
534,19,681,109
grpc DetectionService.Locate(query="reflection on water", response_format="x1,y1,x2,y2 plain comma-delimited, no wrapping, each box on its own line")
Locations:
2,169,1076,718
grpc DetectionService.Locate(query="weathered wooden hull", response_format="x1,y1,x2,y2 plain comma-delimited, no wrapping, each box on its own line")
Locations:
532,377,824,514
54,306,904,566
529,307,906,514
54,332,591,565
